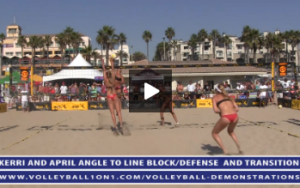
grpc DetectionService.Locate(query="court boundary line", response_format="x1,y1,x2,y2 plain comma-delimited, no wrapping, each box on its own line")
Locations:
2,118,71,150
240,117,300,139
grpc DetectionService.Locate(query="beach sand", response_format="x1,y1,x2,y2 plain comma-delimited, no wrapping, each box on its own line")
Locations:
1,106,300,187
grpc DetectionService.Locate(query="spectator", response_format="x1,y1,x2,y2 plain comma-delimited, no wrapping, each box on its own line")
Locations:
78,83,87,101
38,83,44,102
69,83,79,100
259,82,268,107
165,83,171,91
204,82,210,98
4,86,12,109
255,80,260,90
236,83,244,90
187,81,195,99
90,85,98,101
195,84,202,99
60,82,68,101
43,83,50,102
224,81,231,90
176,81,184,97
21,90,29,112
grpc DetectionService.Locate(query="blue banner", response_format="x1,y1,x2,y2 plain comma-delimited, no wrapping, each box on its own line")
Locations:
0,171,299,184
0,157,299,169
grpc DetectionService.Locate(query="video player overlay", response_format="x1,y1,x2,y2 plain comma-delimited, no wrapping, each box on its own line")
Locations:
129,69,172,113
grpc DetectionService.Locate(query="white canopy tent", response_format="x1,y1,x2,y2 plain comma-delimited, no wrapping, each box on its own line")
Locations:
43,54,103,82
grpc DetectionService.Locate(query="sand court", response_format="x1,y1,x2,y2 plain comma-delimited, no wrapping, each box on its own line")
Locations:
1,106,300,188
0,106,299,155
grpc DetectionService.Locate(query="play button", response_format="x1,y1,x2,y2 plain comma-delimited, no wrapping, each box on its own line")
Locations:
144,83,159,100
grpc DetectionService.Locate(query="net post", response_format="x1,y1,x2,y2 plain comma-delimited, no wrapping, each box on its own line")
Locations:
293,62,298,89
31,66,34,96
271,62,275,92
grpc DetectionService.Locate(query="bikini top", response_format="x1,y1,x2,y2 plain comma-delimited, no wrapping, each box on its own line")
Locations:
216,98,231,107
115,76,122,81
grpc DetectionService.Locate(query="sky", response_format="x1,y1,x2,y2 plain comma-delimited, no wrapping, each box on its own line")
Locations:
1,0,300,60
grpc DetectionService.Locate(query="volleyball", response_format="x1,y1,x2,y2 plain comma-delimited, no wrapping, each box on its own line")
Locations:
111,54,116,59
278,105,282,109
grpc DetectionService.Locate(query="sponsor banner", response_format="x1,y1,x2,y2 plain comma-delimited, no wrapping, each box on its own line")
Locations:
236,98,268,107
278,62,287,77
174,100,196,108
51,102,88,111
122,100,129,109
88,101,108,110
16,103,23,111
277,98,292,108
291,100,300,110
196,99,212,108
20,67,29,82
31,102,51,111
0,103,7,113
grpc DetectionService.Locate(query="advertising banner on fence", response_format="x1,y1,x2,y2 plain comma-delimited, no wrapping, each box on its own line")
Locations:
173,100,196,108
0,103,7,113
196,99,212,108
51,102,88,111
88,101,108,110
1,156,300,184
31,102,51,111
277,98,292,108
291,100,300,110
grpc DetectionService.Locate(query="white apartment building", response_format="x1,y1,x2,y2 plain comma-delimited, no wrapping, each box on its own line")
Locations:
2,24,91,60
170,30,299,65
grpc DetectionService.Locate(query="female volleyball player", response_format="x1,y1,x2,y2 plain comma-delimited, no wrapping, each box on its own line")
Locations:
115,69,125,116
212,84,242,155
159,84,179,126
101,58,123,135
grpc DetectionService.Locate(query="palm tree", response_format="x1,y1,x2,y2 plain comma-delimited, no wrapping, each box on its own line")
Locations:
97,26,117,65
220,35,232,62
197,29,208,60
71,32,83,55
155,42,170,61
92,51,101,65
142,30,152,61
118,33,127,66
44,35,53,62
188,34,198,61
0,33,5,76
132,51,146,62
37,37,45,58
165,27,175,60
288,30,300,63
241,25,252,63
170,40,178,61
116,50,128,59
96,35,104,58
27,36,40,67
248,29,260,63
265,33,284,62
63,27,75,61
82,45,97,63
55,33,67,65
17,35,27,58
209,30,220,59
279,31,290,62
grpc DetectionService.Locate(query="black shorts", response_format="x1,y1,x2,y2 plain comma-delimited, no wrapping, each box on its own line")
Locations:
189,93,195,99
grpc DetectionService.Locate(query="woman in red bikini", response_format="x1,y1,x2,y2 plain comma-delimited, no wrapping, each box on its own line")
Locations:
114,69,125,116
212,84,242,155
101,58,123,134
